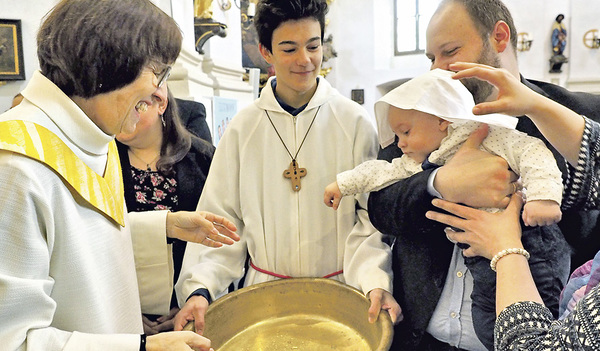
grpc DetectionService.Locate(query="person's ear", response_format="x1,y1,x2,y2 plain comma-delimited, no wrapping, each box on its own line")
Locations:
491,21,511,53
439,119,450,132
157,96,168,115
259,43,273,64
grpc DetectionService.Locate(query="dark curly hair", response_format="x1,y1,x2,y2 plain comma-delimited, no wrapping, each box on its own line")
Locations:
254,0,328,53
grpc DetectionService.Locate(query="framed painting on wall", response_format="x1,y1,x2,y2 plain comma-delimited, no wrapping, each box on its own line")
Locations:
0,19,25,80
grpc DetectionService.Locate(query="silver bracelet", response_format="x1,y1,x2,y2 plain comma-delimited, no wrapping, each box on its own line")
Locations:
490,248,530,272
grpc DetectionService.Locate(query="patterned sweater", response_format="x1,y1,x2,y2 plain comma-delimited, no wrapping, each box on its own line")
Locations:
495,117,600,350
495,287,600,350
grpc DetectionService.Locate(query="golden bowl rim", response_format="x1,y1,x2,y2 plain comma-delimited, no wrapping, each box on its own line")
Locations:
200,277,394,351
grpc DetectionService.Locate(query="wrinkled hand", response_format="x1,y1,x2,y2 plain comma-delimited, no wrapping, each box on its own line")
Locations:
174,295,209,335
146,330,213,351
143,307,180,335
367,288,403,325
166,211,239,247
435,124,518,208
152,307,180,333
450,62,541,117
522,200,562,227
142,314,160,335
425,193,524,259
323,181,343,210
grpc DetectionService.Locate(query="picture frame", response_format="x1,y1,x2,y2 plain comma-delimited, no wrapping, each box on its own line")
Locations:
212,96,238,146
0,19,25,81
351,89,364,105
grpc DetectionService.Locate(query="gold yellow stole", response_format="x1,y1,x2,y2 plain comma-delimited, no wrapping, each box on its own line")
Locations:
0,120,125,227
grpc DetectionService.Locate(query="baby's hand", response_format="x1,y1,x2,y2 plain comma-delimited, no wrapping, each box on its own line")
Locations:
324,181,343,210
522,200,562,227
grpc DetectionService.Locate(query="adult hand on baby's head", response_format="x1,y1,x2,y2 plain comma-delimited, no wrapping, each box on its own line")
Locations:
450,62,541,117
166,211,239,247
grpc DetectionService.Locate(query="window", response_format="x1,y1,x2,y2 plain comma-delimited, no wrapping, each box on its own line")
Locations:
394,0,440,56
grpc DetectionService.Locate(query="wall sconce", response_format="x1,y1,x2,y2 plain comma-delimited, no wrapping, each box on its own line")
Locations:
517,32,533,52
584,29,600,49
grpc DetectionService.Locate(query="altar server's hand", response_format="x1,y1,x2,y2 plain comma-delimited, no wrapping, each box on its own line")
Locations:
174,295,210,335
166,211,239,247
367,288,403,325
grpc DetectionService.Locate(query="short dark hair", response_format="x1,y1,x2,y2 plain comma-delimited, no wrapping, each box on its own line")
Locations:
556,14,565,22
439,0,518,51
37,0,182,98
254,0,328,53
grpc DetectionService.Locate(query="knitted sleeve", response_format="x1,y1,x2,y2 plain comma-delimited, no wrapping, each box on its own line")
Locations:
562,116,600,210
494,285,600,350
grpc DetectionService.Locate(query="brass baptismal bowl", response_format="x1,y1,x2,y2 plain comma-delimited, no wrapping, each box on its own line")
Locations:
184,278,393,350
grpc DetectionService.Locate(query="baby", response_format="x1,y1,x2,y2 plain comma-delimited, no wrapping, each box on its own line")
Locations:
324,68,569,349
325,69,561,226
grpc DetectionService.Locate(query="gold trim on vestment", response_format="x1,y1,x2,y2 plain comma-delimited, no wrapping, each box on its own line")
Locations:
0,120,125,226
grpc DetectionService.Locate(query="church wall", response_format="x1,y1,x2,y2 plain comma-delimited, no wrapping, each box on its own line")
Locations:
325,0,600,119
0,0,57,111
1,0,599,115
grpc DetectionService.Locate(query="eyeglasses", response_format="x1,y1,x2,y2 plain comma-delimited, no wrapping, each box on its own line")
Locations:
153,65,172,88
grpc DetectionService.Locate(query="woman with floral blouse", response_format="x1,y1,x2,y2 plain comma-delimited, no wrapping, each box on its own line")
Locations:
116,86,218,334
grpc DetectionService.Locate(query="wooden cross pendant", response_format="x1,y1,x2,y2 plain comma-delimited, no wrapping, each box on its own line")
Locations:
283,160,307,191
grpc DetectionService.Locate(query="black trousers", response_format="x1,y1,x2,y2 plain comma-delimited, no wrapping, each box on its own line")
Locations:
416,332,470,351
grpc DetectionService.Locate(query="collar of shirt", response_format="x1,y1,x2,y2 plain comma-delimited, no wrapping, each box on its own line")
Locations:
270,78,314,116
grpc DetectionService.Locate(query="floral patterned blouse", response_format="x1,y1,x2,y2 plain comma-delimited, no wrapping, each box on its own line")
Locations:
129,166,178,212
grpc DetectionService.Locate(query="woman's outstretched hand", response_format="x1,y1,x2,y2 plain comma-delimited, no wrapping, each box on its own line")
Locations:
166,211,239,247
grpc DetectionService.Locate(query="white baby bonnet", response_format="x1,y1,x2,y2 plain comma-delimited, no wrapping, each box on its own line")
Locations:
375,68,518,148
